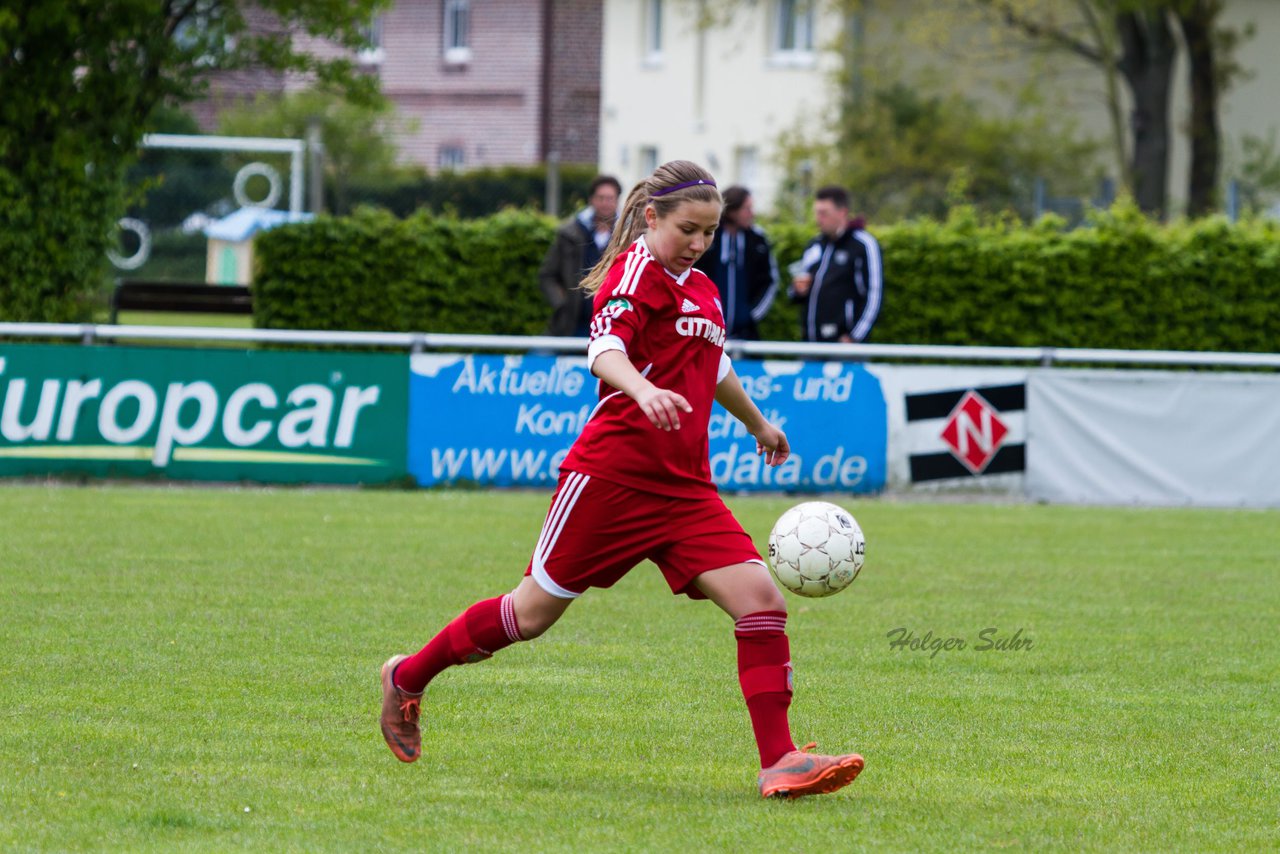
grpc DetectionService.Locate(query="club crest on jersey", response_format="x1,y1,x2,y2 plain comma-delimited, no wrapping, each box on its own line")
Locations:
675,316,726,347
680,298,700,313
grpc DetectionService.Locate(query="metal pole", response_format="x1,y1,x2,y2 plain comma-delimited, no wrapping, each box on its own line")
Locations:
306,120,325,215
289,148,304,215
545,151,561,218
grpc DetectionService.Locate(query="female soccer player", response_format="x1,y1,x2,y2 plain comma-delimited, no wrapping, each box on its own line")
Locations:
380,161,864,799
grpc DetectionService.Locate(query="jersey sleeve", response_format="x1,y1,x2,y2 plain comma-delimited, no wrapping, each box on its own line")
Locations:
586,252,658,370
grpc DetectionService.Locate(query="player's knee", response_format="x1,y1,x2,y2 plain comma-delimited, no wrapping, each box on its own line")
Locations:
512,598,568,639
757,583,787,614
735,575,787,616
517,609,559,639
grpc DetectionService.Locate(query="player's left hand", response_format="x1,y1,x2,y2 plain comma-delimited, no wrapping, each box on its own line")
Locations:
752,423,790,467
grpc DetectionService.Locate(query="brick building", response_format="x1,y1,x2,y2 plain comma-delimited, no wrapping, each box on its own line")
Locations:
195,0,602,171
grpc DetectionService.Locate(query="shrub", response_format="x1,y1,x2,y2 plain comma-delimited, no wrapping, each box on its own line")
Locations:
255,201,1280,353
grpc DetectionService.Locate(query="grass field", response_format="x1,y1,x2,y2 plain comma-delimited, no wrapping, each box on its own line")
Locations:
111,311,254,329
2,485,1277,852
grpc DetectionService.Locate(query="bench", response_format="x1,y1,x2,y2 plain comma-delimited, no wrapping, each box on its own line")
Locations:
110,280,254,323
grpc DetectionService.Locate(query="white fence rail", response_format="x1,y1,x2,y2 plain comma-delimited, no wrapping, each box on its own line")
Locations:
1,322,1278,368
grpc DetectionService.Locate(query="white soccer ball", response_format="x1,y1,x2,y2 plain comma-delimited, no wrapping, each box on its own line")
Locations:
767,501,865,598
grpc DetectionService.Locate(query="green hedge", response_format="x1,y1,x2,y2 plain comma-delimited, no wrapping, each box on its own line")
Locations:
255,208,557,335
340,164,599,219
255,202,1280,352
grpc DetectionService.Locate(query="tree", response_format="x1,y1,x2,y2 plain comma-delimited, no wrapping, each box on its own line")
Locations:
218,89,410,215
777,81,1101,221
971,0,1250,218
0,0,387,322
974,1,1178,216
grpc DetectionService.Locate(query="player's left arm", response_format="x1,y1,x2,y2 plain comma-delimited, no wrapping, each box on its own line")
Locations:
714,361,790,467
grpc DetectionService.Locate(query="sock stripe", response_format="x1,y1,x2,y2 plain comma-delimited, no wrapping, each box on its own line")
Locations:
499,593,523,642
736,617,788,631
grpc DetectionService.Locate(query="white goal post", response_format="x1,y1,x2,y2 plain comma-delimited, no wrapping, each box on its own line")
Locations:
140,133,307,215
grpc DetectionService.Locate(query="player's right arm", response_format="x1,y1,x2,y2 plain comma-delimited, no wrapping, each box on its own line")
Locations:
590,350,691,432
585,258,691,432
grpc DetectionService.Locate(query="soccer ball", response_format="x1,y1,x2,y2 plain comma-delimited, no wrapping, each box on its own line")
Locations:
767,501,865,598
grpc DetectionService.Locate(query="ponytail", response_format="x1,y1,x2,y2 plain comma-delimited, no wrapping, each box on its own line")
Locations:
581,160,721,294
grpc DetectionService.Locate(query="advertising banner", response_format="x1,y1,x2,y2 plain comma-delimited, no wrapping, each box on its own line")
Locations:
869,365,1029,494
0,343,407,484
1027,369,1280,507
409,354,886,493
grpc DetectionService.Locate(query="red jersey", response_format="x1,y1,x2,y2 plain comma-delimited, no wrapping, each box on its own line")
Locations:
561,236,729,498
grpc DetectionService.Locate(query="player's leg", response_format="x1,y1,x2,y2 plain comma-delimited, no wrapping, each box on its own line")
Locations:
693,561,796,767
379,581,550,763
391,575,569,697
695,562,864,798
379,474,589,764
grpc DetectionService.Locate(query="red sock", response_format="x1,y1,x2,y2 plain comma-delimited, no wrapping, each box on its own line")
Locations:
393,594,523,694
735,611,797,768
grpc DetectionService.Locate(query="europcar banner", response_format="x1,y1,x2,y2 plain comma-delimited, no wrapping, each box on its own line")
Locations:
408,353,887,492
0,344,407,484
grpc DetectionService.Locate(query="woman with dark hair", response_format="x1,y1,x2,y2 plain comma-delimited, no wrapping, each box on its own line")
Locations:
379,161,863,800
692,185,779,340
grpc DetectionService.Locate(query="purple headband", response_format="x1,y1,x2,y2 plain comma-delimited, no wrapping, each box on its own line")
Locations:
651,178,717,197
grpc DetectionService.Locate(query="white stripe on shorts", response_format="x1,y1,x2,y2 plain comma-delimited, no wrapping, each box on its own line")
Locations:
530,472,591,599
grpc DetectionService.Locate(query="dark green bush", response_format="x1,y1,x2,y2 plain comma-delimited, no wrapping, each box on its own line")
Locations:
0,161,122,323
255,208,556,335
341,164,599,219
256,200,1280,352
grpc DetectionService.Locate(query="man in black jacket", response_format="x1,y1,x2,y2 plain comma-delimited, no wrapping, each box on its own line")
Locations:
693,185,779,340
789,186,882,343
538,175,621,336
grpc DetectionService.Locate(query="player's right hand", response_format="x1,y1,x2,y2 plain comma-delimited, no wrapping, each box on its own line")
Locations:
634,386,693,432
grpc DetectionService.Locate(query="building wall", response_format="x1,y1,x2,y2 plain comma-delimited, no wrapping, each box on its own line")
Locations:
372,0,543,169
547,0,604,165
601,0,1280,216
195,0,603,173
599,0,842,210
190,6,287,130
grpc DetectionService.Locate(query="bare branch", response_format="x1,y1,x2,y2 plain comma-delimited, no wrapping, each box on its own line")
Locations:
974,0,1108,66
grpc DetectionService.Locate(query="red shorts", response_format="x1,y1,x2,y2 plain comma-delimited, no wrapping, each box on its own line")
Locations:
524,470,764,600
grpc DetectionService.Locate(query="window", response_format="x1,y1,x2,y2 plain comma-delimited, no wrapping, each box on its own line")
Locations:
644,0,663,64
439,145,466,171
639,145,659,178
358,16,384,64
772,0,815,63
443,0,471,65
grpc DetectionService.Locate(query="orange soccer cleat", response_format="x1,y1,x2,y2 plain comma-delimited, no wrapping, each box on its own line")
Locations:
379,654,423,763
757,742,865,799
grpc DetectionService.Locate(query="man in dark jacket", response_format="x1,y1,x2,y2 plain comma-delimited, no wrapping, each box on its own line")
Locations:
789,185,882,343
538,175,621,336
693,185,778,340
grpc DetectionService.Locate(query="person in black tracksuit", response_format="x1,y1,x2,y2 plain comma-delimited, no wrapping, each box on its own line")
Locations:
693,186,779,340
789,185,882,343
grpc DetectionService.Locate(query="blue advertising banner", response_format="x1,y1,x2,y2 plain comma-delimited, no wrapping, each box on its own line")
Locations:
409,354,886,493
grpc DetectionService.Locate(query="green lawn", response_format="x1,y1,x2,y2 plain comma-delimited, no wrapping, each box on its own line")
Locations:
1,486,1276,852
111,311,254,329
